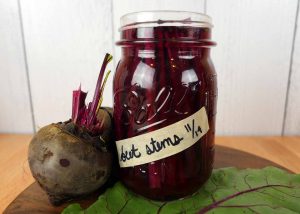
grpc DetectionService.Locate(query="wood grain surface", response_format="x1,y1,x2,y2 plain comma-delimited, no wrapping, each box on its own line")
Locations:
1,135,300,213
0,135,34,213
4,145,290,214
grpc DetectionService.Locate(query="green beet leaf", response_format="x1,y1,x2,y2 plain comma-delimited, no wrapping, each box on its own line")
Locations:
62,167,300,214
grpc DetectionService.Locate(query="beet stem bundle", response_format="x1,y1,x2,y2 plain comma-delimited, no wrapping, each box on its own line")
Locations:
72,53,112,135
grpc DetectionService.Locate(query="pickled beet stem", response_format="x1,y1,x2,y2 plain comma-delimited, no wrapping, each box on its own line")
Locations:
149,162,161,188
165,28,187,185
147,27,164,189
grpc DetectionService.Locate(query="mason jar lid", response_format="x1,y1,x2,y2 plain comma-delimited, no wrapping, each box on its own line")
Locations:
120,11,213,30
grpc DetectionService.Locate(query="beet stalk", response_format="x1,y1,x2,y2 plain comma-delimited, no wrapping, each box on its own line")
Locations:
72,53,112,135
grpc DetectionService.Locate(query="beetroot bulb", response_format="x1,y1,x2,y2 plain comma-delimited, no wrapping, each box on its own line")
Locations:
28,54,114,205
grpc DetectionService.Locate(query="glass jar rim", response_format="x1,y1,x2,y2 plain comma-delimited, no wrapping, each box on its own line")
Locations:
120,10,213,31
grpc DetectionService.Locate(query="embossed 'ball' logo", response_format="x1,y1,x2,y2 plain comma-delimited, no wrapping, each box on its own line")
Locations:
114,83,200,128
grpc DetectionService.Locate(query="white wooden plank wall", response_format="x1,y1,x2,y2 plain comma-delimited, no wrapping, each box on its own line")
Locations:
284,1,300,135
20,0,114,130
207,0,298,135
0,0,34,133
0,0,299,136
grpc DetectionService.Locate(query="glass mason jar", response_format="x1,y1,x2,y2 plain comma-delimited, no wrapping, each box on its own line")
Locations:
113,11,217,200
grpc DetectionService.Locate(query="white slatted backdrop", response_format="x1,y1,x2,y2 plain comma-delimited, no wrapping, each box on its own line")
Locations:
0,0,34,133
0,0,299,135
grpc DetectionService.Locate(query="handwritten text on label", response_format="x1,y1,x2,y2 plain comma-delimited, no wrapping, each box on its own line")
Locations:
116,107,209,167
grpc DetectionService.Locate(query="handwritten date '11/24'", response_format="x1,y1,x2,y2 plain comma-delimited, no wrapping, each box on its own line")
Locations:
120,119,203,163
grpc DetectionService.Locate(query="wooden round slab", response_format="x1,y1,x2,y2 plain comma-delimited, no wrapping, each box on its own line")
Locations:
4,145,290,214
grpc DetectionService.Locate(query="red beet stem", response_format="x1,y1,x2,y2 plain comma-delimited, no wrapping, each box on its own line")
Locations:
72,85,87,124
87,53,112,127
147,27,167,189
169,28,188,185
71,53,112,134
163,28,180,186
149,161,161,189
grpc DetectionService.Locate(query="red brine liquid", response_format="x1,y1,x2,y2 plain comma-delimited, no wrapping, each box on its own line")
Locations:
113,13,217,200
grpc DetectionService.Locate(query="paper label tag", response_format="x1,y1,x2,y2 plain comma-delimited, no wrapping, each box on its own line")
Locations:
116,107,209,168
